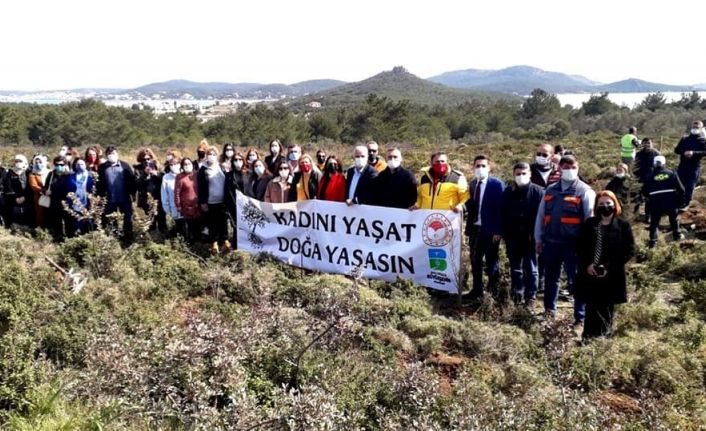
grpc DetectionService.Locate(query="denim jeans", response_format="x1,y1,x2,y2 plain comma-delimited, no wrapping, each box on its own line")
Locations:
506,240,538,301
542,241,585,322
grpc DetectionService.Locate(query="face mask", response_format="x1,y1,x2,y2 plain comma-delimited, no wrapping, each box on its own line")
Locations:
326,163,338,174
288,152,300,161
271,145,280,154
354,156,367,169
234,160,244,170
368,154,378,164
301,164,312,173
170,164,181,174
166,154,173,162
197,150,206,159
597,205,615,217
183,164,194,173
317,155,326,164
474,166,489,180
225,150,234,158
34,162,45,170
207,155,218,164
691,128,703,135
254,166,265,176
87,154,97,162
432,163,448,177
616,172,625,179
247,155,257,162
59,148,67,157
75,163,86,173
107,153,118,164
55,165,65,173
388,159,401,169
535,156,549,166
561,168,578,181
15,162,25,170
279,169,289,178
515,174,530,186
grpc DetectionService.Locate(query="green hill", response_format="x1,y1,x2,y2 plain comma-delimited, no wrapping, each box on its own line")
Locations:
294,66,519,108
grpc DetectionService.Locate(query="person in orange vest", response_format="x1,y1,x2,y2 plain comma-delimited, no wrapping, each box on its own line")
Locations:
534,155,595,328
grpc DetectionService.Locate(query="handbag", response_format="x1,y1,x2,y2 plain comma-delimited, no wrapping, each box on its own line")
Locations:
38,194,51,208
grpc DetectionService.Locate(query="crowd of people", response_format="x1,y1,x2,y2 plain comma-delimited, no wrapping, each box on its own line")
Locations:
0,120,705,341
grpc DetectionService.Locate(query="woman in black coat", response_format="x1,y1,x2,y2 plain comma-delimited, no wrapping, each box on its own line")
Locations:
575,190,635,340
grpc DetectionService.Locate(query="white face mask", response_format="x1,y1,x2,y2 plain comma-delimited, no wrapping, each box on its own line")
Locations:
247,155,257,162
288,152,300,161
561,168,578,181
107,153,118,164
234,160,244,170
166,154,173,161
535,156,549,166
387,158,401,169
515,174,530,186
225,150,234,158
254,166,265,176
183,164,194,173
279,169,289,178
691,128,703,135
474,166,489,180
59,147,68,157
271,145,280,154
207,155,218,164
170,164,181,174
354,156,367,169
615,172,625,178
15,162,25,170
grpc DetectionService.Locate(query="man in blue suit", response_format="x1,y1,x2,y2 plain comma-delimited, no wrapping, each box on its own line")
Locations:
464,155,505,300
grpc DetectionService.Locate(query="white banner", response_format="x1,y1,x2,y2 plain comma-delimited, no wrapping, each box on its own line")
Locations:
235,191,462,293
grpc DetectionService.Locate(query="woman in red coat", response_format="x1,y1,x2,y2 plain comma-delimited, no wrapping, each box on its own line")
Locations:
174,157,201,242
317,155,346,202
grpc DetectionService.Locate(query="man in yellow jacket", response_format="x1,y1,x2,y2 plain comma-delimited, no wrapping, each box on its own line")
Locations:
411,152,468,211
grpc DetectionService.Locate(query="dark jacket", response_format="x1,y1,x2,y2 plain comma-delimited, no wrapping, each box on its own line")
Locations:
374,166,417,209
605,176,632,207
575,217,635,305
224,170,246,216
97,160,137,202
644,167,685,211
530,162,560,188
345,165,378,205
134,166,163,208
634,149,660,183
500,183,544,251
674,134,706,169
464,176,505,237
245,174,272,201
3,168,34,225
288,170,322,201
47,171,71,211
264,154,284,174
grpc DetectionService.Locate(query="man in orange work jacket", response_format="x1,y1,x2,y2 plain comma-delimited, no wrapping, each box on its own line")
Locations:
534,154,595,327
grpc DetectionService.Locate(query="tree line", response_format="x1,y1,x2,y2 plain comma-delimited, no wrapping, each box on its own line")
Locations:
1,90,705,150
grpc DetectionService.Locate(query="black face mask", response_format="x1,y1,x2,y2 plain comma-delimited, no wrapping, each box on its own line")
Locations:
197,150,206,159
368,154,378,164
597,205,615,217
317,155,326,164
326,163,337,174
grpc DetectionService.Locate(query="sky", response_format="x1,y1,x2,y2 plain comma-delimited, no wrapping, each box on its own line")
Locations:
1,0,703,91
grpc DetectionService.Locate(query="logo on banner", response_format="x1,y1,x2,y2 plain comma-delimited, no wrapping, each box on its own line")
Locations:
422,214,453,247
428,249,447,270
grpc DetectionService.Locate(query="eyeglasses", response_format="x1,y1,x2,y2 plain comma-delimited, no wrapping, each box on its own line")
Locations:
536,152,550,157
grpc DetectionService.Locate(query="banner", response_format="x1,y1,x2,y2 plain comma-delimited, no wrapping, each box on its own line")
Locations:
235,191,462,293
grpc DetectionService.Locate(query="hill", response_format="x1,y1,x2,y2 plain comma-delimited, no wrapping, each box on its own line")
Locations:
131,79,346,99
295,66,518,108
594,78,694,93
428,65,694,95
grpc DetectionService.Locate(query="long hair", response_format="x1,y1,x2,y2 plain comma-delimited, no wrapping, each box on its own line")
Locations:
594,190,622,217
318,155,342,199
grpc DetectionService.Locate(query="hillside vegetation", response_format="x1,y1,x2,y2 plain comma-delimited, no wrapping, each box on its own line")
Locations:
2,136,706,429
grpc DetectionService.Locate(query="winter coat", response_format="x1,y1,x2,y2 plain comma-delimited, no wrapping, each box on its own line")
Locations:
318,173,346,202
575,216,635,305
265,176,292,203
375,166,418,209
174,172,201,220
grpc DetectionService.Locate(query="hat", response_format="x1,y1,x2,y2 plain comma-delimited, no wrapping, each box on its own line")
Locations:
653,155,666,166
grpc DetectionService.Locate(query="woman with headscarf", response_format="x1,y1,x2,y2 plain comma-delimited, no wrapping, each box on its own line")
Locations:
317,155,346,202
3,155,34,227
28,154,51,228
288,154,321,202
66,157,96,235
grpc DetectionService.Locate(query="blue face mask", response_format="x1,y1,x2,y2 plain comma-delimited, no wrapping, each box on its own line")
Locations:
55,165,65,172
